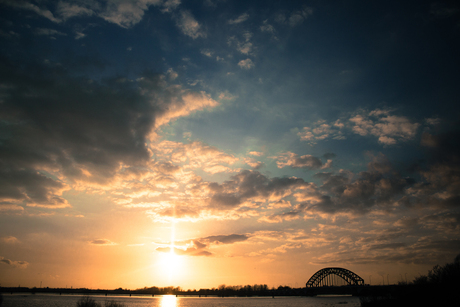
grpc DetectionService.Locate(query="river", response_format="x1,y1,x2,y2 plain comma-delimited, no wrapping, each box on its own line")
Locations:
1,293,361,307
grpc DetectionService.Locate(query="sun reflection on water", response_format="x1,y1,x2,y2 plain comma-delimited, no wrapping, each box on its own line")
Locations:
160,294,177,307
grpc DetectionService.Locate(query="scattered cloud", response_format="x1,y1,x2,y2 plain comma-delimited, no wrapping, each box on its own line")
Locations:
200,49,213,57
0,205,24,212
166,68,178,80
237,42,252,54
218,91,238,100
175,10,206,39
298,119,345,145
238,58,254,69
35,28,67,37
100,0,162,28
425,117,441,126
244,157,264,169
298,109,420,146
228,13,249,24
75,31,86,39
1,0,177,30
350,109,420,145
260,20,275,33
1,236,19,244
0,29,20,39
161,0,181,13
275,6,313,27
1,0,61,23
228,32,254,55
56,1,95,20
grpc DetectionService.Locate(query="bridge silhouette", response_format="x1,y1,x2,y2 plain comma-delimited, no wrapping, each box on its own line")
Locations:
305,267,366,296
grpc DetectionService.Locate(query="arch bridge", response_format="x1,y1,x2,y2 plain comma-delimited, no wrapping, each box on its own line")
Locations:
306,267,364,287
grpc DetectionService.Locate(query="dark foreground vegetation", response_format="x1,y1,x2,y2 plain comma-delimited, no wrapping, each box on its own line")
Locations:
361,254,460,307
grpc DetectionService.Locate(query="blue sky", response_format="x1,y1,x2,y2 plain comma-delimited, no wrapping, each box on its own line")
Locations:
1,0,460,289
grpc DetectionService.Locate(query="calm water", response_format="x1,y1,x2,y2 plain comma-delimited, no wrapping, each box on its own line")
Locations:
1,294,361,307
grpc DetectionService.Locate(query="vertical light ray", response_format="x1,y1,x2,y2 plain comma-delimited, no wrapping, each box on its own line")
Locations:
168,204,176,282
170,220,176,254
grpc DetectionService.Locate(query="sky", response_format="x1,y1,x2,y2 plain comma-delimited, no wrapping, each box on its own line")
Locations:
0,0,459,290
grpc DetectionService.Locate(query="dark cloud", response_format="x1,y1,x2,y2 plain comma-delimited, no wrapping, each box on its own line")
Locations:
403,129,460,209
313,248,452,266
209,193,241,208
0,56,216,209
201,234,249,245
89,239,115,245
260,209,302,223
421,129,460,162
358,231,408,244
0,256,29,268
205,170,308,210
366,152,393,174
0,168,69,208
275,152,325,169
193,250,213,256
290,155,323,169
415,239,460,252
156,233,249,256
369,242,407,250
307,155,416,214
421,212,460,232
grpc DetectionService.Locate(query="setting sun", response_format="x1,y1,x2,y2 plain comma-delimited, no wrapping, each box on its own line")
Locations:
158,248,184,281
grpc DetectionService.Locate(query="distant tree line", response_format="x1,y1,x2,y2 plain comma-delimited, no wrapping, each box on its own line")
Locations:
134,284,304,296
0,284,304,297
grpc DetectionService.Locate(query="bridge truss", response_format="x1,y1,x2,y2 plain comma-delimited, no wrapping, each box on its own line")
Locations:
306,267,364,287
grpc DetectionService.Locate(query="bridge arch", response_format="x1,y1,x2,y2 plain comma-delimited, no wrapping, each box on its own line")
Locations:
306,267,364,287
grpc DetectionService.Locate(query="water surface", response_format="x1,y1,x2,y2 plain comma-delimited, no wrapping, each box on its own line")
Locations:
1,293,361,307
